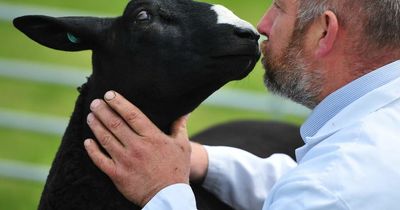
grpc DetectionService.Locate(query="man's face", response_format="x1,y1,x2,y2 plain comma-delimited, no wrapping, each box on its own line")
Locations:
257,0,323,108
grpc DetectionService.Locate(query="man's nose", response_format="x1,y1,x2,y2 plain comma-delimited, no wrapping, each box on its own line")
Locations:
257,18,268,36
257,11,272,36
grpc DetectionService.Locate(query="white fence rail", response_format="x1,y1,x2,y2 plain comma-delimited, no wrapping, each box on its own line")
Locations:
0,160,48,183
0,1,110,22
0,108,67,136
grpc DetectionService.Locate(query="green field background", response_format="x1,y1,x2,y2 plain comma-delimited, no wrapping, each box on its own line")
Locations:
0,0,305,209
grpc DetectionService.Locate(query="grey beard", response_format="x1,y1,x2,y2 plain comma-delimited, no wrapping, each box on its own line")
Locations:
262,48,323,109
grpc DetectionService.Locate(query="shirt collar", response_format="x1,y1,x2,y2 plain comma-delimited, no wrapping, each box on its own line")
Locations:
300,60,400,142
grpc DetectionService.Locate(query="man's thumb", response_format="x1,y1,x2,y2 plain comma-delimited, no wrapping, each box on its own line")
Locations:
171,114,190,139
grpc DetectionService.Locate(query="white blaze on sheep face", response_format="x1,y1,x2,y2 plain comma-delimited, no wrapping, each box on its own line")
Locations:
211,5,259,35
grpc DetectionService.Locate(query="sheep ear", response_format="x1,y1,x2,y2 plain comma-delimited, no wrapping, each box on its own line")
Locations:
13,15,107,51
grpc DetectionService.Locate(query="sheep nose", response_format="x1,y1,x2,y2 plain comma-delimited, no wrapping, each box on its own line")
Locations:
234,27,260,41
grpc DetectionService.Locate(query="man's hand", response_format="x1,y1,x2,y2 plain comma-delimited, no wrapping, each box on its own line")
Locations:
84,91,191,207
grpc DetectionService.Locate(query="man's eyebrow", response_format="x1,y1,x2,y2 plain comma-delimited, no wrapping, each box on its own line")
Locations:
274,0,287,11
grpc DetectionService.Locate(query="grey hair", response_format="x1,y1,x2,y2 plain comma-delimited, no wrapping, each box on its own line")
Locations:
295,0,400,50
363,0,400,50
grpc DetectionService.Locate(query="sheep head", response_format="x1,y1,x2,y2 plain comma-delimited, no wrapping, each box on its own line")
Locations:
13,0,260,133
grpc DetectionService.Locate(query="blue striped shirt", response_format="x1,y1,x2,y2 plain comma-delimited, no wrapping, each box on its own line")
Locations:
300,60,400,141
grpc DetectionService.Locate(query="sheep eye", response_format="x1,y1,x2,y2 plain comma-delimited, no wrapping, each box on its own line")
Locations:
136,10,150,21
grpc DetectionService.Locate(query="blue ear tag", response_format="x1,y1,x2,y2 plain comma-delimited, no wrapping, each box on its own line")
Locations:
67,33,81,44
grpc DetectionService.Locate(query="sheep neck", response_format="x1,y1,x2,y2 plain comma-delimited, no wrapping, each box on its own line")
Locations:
86,53,197,135
81,78,177,136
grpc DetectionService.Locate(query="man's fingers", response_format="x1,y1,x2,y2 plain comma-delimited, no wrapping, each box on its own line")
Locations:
103,91,160,136
90,99,139,146
84,139,116,177
87,113,125,159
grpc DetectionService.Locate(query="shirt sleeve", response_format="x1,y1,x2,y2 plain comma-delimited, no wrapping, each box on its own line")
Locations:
142,183,197,210
202,146,297,210
264,181,350,210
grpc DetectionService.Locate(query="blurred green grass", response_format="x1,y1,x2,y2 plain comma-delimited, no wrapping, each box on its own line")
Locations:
0,177,44,210
0,128,59,165
0,76,78,116
0,0,304,209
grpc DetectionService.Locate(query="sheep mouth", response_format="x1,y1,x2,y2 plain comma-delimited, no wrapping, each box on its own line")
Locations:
210,46,260,61
210,42,260,59
209,47,261,80
234,56,259,80
210,54,259,81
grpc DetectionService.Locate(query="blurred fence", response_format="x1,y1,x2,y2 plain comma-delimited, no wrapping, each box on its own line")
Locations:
0,2,309,183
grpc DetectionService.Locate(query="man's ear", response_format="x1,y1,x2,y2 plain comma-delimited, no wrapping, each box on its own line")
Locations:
315,11,339,57
13,15,112,51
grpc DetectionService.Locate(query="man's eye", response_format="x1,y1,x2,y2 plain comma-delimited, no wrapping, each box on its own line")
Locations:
136,10,151,21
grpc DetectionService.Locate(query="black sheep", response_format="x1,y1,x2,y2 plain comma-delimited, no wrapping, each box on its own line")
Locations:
13,0,302,209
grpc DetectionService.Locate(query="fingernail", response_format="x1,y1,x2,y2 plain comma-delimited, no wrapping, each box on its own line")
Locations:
84,139,92,147
87,113,94,124
104,91,116,101
90,99,101,110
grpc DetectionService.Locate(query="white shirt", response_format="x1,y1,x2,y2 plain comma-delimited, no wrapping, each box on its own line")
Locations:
143,60,400,210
